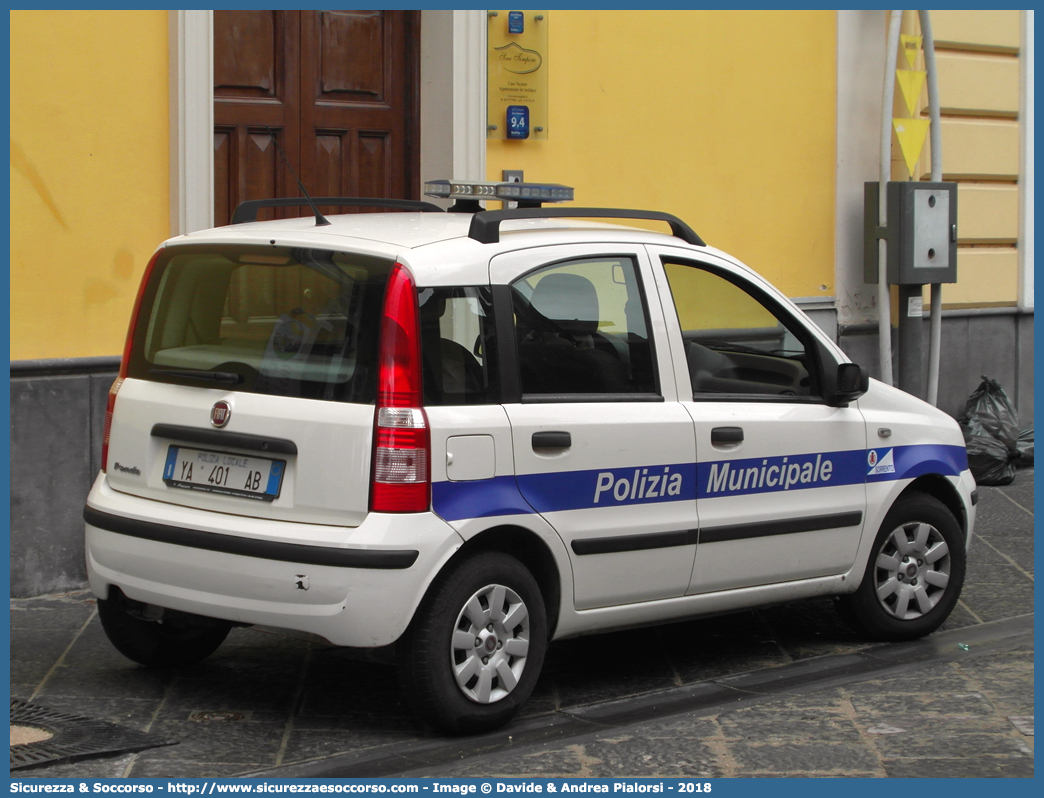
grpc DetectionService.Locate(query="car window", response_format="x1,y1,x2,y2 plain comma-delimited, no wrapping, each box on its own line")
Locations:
663,260,818,400
510,257,658,399
131,245,393,403
418,286,498,405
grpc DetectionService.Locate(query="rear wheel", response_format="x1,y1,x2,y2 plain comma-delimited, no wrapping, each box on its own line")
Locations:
97,592,232,668
837,493,965,641
398,552,547,734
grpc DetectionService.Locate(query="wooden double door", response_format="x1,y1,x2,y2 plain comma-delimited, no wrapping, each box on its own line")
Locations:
214,10,420,226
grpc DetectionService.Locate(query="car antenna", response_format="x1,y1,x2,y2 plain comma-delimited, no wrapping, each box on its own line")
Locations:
264,125,330,227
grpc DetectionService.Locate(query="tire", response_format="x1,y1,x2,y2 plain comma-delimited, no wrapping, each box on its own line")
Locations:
837,492,966,641
398,552,548,734
97,593,232,668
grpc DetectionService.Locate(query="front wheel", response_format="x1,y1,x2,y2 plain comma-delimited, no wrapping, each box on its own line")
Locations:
398,552,547,734
837,493,966,641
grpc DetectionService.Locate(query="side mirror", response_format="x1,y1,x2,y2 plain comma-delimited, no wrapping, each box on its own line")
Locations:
832,362,869,405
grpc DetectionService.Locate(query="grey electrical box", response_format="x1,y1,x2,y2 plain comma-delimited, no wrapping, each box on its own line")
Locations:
864,181,958,285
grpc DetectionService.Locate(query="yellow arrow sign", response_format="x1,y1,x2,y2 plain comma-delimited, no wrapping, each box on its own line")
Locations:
896,69,927,117
893,118,931,177
900,34,922,69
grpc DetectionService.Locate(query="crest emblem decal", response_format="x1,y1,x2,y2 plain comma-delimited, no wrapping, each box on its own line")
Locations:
868,448,896,476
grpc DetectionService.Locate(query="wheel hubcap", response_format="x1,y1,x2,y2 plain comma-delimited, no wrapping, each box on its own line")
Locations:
874,520,951,620
451,583,530,704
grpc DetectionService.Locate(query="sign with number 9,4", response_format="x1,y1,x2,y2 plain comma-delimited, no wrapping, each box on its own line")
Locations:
507,105,530,139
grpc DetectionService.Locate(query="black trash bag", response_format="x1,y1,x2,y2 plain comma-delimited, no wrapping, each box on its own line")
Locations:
962,376,1021,452
1017,424,1034,467
960,376,1023,485
959,413,986,440
964,433,1018,485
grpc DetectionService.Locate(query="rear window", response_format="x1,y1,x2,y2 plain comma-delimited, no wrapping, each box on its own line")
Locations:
128,244,394,403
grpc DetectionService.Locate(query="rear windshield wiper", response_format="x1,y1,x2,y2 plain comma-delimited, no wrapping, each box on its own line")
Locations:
149,368,241,386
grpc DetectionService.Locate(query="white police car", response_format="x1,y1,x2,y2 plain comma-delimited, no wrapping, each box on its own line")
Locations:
85,180,975,733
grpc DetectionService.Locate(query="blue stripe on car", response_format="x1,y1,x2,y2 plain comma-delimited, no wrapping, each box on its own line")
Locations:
430,444,968,522
431,475,534,522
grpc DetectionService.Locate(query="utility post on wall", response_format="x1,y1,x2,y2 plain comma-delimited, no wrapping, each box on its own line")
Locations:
864,181,958,397
864,18,957,400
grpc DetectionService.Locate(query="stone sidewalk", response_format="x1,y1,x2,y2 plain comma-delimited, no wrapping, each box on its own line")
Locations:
11,471,1034,778
402,628,1033,778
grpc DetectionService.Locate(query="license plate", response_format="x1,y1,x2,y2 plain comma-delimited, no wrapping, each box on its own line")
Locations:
163,445,285,502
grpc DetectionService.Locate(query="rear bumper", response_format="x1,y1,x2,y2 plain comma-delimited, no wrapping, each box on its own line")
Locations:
84,505,419,570
84,474,463,647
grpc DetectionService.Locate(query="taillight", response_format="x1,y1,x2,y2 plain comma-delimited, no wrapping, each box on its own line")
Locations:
100,377,123,474
370,263,430,513
102,247,163,473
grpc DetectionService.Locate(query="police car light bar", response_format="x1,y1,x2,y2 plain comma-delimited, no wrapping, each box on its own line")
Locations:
424,180,574,205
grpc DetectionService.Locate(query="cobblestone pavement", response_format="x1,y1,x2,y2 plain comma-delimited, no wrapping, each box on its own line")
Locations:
403,634,1033,778
11,471,1034,778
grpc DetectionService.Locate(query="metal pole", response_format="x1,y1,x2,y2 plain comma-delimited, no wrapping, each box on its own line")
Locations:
896,285,924,398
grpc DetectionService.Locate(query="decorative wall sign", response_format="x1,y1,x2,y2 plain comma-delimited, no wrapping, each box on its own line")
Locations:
894,32,928,178
896,69,927,117
899,34,922,69
488,10,548,140
893,118,930,177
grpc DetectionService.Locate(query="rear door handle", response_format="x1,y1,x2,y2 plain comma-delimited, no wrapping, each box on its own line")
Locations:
711,426,743,444
533,431,571,449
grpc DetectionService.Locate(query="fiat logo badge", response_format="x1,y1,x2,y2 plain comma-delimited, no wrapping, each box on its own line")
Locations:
211,401,231,428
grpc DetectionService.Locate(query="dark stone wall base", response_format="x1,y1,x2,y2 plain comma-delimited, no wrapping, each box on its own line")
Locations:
10,358,119,598
838,309,1033,421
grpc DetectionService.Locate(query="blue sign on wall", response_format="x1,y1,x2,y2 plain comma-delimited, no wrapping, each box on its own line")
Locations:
508,11,525,34
507,105,530,139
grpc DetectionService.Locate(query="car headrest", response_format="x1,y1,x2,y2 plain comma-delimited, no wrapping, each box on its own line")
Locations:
530,273,600,336
419,292,447,326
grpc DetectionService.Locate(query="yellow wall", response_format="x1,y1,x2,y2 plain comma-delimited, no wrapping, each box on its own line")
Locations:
487,10,838,300
10,10,170,360
931,10,1020,53
900,10,1022,308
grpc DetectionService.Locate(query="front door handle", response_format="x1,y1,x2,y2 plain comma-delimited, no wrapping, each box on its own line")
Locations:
533,431,571,449
711,426,744,444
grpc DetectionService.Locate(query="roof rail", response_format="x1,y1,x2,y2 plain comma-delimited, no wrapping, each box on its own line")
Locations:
467,207,706,246
230,197,445,225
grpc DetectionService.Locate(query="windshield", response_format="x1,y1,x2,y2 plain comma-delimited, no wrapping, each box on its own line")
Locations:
128,244,394,404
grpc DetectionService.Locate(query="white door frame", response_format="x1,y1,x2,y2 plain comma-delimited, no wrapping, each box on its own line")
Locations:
168,9,486,235
833,10,886,328
168,9,214,236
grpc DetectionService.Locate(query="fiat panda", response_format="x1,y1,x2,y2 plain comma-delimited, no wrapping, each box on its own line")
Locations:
85,180,975,733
